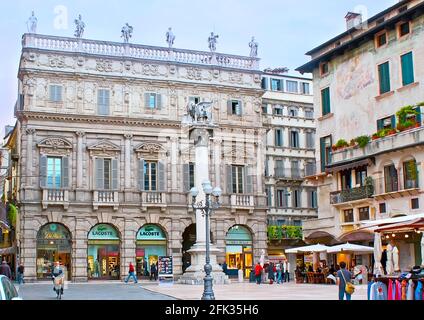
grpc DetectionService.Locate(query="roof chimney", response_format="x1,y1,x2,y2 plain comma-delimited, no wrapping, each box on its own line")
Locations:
345,12,362,30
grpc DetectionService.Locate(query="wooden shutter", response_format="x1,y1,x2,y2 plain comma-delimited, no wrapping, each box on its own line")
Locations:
378,62,391,94
320,137,326,173
391,115,397,129
415,107,422,124
183,164,190,192
245,165,253,194
112,159,118,190
138,159,145,191
275,189,281,207
238,101,243,116
39,155,47,188
156,94,162,110
226,165,232,194
377,119,383,131
95,158,104,190
158,161,166,192
227,100,233,115
62,156,69,188
321,88,330,115
307,189,311,208
401,52,414,86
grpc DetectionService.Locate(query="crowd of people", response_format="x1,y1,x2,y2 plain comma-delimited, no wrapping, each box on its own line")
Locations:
253,260,291,285
0,259,24,284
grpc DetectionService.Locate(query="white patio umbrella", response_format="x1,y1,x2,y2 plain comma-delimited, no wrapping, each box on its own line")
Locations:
327,242,374,254
285,244,330,254
373,233,383,275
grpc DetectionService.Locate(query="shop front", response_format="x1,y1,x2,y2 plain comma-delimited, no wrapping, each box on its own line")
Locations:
136,224,167,277
36,223,72,280
225,225,253,278
87,224,120,280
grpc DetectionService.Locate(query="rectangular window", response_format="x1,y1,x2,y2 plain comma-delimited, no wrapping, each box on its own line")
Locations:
320,62,329,76
103,159,111,190
149,93,157,108
47,157,62,188
403,160,418,189
377,115,396,131
144,161,158,191
277,219,287,227
275,129,283,147
261,77,269,90
291,160,300,179
265,186,272,207
273,105,283,116
343,209,354,223
401,52,414,86
189,162,195,189
301,82,310,95
231,100,242,116
98,89,110,115
340,170,352,190
290,131,299,149
271,79,282,91
320,136,332,172
292,189,301,208
378,62,391,94
399,22,410,37
384,164,398,193
262,104,268,114
306,132,314,149
411,198,419,209
304,108,314,119
321,87,331,116
286,80,298,93
305,162,316,176
231,165,244,194
359,207,370,221
379,203,386,214
355,166,367,187
376,32,387,47
189,96,201,105
309,190,318,208
275,160,284,178
293,220,302,227
49,85,63,102
276,189,288,208
288,107,299,117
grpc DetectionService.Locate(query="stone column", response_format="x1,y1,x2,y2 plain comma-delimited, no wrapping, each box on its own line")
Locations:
25,128,36,188
170,137,179,191
124,134,133,189
76,131,85,189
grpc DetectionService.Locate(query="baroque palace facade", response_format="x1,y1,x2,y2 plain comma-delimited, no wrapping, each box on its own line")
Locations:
14,33,268,282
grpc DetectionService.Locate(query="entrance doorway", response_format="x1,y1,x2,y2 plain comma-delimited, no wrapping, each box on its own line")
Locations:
182,224,196,273
36,223,72,281
87,224,120,280
226,225,253,278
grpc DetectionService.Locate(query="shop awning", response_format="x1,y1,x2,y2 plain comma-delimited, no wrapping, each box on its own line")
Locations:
360,213,424,229
326,157,375,174
373,218,424,233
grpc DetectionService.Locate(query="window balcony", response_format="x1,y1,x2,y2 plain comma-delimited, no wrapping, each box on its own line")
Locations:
141,191,167,212
230,194,254,214
373,175,420,201
267,225,303,241
42,189,69,210
274,168,305,181
330,184,374,206
93,190,119,211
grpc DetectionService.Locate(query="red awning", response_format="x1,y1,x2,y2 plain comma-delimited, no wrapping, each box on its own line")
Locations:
374,218,424,232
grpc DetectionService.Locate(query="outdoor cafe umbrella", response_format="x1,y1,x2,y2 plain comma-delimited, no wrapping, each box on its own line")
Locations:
285,244,330,253
373,233,383,275
327,242,374,254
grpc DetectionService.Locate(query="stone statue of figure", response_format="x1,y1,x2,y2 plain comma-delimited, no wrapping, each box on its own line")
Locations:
208,32,219,52
187,101,213,124
74,14,86,38
27,11,38,33
166,27,175,48
249,36,258,57
121,23,134,43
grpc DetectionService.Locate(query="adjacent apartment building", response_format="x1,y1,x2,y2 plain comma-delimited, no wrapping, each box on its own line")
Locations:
297,0,424,269
261,69,318,261
13,32,268,282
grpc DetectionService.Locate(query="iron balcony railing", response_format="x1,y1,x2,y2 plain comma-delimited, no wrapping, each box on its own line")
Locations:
330,184,374,204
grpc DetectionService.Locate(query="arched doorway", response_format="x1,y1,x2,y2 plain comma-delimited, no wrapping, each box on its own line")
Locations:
182,224,196,273
87,224,120,280
36,223,72,280
225,225,253,278
136,224,167,277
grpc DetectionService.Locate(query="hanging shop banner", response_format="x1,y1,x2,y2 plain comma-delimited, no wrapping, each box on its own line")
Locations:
158,256,173,277
137,225,166,241
88,224,120,240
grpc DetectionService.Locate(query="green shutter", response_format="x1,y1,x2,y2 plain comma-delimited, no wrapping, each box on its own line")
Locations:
377,119,384,131
391,115,396,129
378,62,391,94
226,165,232,194
416,107,422,124
321,88,330,116
401,52,414,86
320,137,326,173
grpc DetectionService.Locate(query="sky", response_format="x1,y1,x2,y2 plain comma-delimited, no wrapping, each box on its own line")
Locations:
0,0,397,134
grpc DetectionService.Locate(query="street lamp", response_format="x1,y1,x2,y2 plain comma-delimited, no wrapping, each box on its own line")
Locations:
190,180,222,300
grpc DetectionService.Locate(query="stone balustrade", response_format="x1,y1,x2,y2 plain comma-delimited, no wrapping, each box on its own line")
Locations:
22,34,260,70
42,189,69,210
141,191,167,212
230,194,254,214
93,191,119,211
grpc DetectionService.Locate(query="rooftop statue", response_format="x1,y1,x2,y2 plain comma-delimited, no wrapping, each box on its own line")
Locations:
166,27,175,48
121,23,134,43
27,11,38,34
74,14,85,38
208,32,219,53
249,36,258,58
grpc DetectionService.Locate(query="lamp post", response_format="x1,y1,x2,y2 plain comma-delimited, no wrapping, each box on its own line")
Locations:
190,180,222,300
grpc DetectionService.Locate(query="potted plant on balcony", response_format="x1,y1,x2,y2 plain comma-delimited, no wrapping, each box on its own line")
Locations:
371,133,380,141
349,139,357,147
364,176,374,197
332,139,349,152
396,105,420,131
355,135,371,148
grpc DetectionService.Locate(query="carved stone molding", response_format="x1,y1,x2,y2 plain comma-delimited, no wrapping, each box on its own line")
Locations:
87,140,121,157
76,131,86,138
96,59,113,72
134,142,167,157
25,128,36,136
124,134,133,140
37,137,72,149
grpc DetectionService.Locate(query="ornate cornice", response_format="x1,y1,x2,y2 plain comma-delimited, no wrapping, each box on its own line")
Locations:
87,140,121,152
37,137,73,149
134,142,166,154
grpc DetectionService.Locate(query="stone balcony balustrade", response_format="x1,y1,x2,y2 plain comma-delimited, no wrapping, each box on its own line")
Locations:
230,194,255,214
93,190,119,211
42,189,69,210
141,191,167,212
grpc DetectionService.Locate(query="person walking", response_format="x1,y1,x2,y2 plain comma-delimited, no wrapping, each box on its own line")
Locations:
125,262,138,284
150,262,157,281
268,262,275,284
284,260,291,283
337,261,353,300
17,263,25,284
254,262,263,285
0,260,12,279
276,261,283,284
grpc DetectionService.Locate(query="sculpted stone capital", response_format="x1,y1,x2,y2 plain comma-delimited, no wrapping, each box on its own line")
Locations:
124,134,133,140
76,131,86,138
25,128,36,136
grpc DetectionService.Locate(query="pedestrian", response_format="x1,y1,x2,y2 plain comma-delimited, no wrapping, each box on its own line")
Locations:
0,260,12,279
268,262,275,284
17,263,25,284
254,262,263,285
143,259,148,276
222,261,228,275
336,261,353,300
284,260,291,283
125,262,138,284
276,261,283,284
150,262,157,281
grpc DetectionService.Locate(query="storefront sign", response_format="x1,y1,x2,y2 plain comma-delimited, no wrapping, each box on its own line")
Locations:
226,240,252,245
39,224,70,240
137,225,166,241
88,224,119,240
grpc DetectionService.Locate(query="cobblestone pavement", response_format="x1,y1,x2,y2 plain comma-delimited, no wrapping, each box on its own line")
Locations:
16,281,176,300
15,280,367,300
